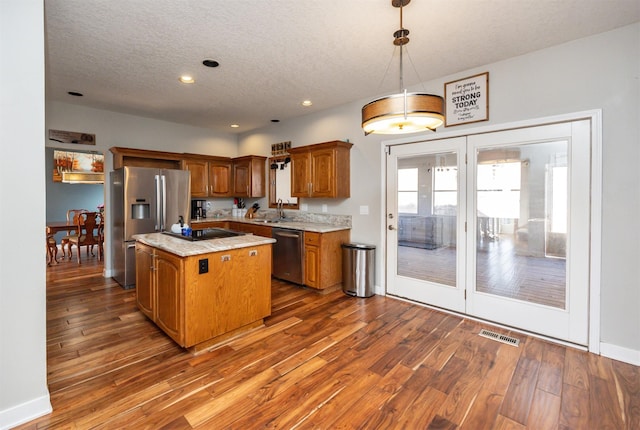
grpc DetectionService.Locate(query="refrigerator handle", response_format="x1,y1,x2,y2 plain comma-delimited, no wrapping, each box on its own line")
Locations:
161,174,167,231
155,174,161,231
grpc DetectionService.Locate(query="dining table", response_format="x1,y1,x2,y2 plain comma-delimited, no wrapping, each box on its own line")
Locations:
46,219,104,265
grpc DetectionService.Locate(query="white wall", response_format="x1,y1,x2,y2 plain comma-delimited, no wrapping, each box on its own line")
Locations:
0,1,52,428
238,23,640,363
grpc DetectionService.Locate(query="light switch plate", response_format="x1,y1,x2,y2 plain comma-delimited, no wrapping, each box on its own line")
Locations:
359,205,369,215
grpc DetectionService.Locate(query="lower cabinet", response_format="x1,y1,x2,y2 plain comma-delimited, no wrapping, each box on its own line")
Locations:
135,241,271,351
304,230,351,290
228,221,272,238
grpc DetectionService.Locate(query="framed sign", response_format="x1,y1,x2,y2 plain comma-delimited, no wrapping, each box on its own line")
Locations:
49,129,96,145
444,72,489,127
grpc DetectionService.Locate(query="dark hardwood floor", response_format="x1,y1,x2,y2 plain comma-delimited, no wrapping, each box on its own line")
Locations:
15,253,639,429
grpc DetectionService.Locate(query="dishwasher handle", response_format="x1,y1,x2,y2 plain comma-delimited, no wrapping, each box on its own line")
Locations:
274,231,302,239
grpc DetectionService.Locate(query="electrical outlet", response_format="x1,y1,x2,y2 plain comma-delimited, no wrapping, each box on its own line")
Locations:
322,204,328,213
198,258,208,274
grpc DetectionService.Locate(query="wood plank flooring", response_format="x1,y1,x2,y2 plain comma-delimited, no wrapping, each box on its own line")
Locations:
397,234,566,309
15,255,639,429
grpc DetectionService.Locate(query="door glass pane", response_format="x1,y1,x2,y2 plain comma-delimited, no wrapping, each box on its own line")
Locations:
397,152,457,287
475,141,567,308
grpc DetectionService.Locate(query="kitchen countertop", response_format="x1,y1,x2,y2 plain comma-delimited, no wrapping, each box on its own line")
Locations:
191,217,351,233
133,232,276,257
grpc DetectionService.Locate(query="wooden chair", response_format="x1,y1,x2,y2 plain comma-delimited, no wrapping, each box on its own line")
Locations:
61,209,88,259
68,212,102,264
46,234,58,266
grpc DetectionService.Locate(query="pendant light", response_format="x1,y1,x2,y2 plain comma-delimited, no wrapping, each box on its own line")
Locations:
361,0,445,135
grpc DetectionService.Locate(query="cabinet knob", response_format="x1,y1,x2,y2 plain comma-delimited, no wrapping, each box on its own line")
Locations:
388,225,396,231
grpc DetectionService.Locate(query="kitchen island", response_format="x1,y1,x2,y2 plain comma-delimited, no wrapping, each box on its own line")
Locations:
192,216,351,290
134,232,275,353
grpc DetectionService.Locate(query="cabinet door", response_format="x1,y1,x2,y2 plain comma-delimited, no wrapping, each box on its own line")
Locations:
183,159,209,197
290,152,310,197
310,148,335,197
155,250,184,345
232,159,251,196
209,160,232,196
304,244,320,288
135,243,154,319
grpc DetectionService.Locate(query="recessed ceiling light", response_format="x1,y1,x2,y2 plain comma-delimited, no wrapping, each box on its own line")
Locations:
302,100,313,107
68,91,83,97
202,59,220,68
230,124,240,128
179,75,195,84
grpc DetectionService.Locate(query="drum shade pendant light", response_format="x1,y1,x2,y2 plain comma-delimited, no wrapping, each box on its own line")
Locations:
361,0,444,135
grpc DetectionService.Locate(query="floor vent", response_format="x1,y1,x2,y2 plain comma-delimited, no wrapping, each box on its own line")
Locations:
479,329,520,347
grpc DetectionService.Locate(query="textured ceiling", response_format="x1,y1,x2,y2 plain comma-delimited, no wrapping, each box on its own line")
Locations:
45,0,640,134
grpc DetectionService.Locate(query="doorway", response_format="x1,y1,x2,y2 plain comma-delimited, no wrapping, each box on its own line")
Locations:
386,119,595,345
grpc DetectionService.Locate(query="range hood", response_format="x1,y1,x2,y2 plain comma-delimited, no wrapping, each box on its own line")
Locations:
61,171,105,184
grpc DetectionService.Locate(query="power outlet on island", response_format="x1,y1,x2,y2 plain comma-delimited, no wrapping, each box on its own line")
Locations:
198,258,208,274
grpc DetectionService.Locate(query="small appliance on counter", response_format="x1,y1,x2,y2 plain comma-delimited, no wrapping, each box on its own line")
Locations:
191,199,207,220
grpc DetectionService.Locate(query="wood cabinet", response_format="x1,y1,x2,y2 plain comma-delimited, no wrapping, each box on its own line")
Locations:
288,140,352,198
136,243,184,345
135,243,155,319
111,147,183,170
228,222,272,238
135,241,271,352
154,249,184,342
232,155,266,197
303,229,351,290
182,156,232,198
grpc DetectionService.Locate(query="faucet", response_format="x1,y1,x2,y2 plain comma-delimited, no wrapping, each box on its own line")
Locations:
277,199,285,219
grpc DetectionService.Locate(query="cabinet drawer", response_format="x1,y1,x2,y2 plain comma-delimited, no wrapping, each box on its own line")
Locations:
305,232,321,245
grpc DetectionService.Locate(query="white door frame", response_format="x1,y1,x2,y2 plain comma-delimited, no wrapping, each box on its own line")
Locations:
379,110,602,353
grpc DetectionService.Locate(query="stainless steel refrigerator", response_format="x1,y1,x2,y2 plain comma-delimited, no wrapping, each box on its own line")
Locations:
111,166,190,289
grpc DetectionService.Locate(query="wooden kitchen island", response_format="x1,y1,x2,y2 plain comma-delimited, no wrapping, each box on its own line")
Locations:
134,232,275,354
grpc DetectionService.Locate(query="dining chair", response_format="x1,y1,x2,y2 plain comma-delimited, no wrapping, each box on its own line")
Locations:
61,208,88,259
68,212,102,264
46,234,58,266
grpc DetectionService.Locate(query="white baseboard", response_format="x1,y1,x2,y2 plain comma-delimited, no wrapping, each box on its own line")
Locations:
0,394,51,430
600,342,640,366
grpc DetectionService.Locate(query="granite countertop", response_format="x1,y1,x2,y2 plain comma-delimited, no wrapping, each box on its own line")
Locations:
134,232,276,257
191,217,350,233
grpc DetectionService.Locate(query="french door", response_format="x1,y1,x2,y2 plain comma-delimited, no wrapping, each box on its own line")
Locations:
386,120,592,345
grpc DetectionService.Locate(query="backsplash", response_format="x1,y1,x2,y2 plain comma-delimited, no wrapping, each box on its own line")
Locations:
207,208,351,228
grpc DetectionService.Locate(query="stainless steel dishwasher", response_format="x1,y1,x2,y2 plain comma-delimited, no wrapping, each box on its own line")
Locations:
272,228,304,285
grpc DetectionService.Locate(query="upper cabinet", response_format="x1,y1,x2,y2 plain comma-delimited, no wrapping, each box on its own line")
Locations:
232,155,266,198
111,147,182,170
182,156,233,198
288,140,352,198
110,147,266,198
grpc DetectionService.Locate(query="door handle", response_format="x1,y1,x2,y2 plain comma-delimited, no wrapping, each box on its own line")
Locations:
388,225,396,230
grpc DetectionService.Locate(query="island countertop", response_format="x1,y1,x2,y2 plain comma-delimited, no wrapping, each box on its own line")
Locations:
133,232,275,257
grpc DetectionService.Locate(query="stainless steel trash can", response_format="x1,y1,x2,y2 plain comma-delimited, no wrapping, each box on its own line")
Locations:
341,243,375,297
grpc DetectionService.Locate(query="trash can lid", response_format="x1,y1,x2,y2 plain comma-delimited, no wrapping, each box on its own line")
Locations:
342,243,375,250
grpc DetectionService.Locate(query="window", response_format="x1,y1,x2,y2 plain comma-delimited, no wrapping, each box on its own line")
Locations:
433,167,458,215
398,168,418,214
477,162,521,218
